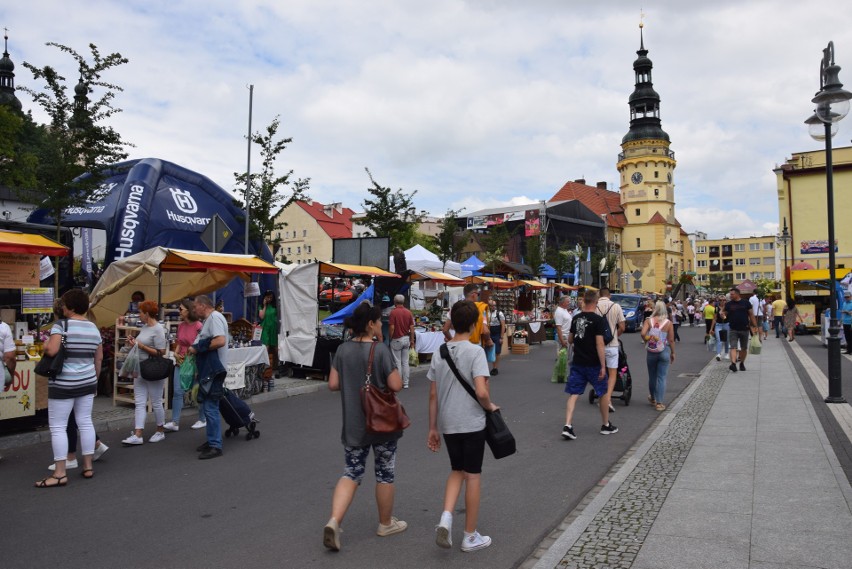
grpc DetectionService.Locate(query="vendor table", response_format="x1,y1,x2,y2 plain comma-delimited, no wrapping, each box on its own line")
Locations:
510,321,548,345
225,345,270,396
415,329,446,354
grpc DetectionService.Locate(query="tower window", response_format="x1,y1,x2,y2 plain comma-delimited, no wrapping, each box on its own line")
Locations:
636,238,641,248
654,189,659,197
654,171,659,178
635,208,640,217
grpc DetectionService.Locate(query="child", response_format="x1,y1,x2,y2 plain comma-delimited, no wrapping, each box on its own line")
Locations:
427,300,499,553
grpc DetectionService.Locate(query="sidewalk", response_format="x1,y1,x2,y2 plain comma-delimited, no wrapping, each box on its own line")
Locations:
527,334,852,569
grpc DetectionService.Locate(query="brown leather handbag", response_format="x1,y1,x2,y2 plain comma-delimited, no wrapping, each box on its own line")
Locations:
360,342,411,433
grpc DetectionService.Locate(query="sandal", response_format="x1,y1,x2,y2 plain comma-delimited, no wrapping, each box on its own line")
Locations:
648,395,656,406
81,469,94,479
35,474,67,488
655,403,667,412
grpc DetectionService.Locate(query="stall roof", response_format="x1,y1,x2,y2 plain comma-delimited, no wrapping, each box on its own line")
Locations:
464,275,516,289
411,270,465,285
516,279,551,290
159,249,278,273
552,283,579,290
0,230,69,256
317,262,399,278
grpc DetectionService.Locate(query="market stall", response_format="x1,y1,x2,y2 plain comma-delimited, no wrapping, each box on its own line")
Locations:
0,230,69,422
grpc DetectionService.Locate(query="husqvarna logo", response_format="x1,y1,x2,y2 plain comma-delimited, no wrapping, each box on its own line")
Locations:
170,187,198,213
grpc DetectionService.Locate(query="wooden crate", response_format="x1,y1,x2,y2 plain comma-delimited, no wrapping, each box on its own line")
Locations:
511,344,530,355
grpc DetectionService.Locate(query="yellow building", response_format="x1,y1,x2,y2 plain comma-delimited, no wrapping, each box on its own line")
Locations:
615,27,693,293
269,199,354,264
775,145,852,299
693,236,778,292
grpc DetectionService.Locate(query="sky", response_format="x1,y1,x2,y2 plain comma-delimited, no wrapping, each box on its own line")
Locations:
5,0,852,240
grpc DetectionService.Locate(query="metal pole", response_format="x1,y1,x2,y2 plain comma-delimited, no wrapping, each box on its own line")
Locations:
243,85,254,319
824,121,845,403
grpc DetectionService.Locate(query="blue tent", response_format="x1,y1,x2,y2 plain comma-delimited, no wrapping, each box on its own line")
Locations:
461,254,485,275
538,263,557,278
322,284,374,325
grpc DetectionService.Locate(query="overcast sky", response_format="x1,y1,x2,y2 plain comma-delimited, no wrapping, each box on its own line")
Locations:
6,0,852,239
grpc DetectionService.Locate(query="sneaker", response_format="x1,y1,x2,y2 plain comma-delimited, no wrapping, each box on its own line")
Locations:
461,531,492,552
122,433,144,445
191,420,207,430
196,442,211,452
739,362,746,372
93,442,109,462
163,422,180,432
436,512,453,549
729,363,737,373
198,447,222,460
600,422,619,435
491,368,499,376
403,383,409,389
376,517,408,537
715,354,721,361
561,425,576,440
323,518,341,551
49,458,78,471
149,431,165,443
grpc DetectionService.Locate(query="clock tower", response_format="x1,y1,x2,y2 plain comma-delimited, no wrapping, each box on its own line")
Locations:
616,23,683,293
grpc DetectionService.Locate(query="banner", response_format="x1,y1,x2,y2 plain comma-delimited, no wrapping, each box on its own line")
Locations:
22,288,55,314
224,361,247,390
0,253,40,288
467,215,487,230
486,213,506,226
800,240,837,254
0,363,36,420
525,210,541,237
81,227,93,286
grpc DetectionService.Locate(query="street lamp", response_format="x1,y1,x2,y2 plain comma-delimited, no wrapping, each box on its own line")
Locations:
776,217,792,299
805,41,851,404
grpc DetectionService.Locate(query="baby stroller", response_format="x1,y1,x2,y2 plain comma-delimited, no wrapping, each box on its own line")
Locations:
220,389,260,441
589,340,633,406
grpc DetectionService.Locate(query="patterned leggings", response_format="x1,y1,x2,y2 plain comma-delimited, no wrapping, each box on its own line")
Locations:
342,440,398,484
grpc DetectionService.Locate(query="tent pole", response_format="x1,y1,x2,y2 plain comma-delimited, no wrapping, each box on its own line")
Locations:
157,269,163,321
243,84,254,320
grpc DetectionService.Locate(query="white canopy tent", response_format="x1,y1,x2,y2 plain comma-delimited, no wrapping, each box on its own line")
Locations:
276,261,319,367
389,244,466,310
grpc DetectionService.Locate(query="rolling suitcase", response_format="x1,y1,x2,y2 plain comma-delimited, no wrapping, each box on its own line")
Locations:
219,389,260,440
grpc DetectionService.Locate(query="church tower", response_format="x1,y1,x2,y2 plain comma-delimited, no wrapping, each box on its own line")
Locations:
616,23,683,293
0,29,23,112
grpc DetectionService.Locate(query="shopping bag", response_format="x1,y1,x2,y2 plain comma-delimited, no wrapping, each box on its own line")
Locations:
408,347,419,368
706,336,716,352
179,354,197,390
749,334,762,355
119,345,141,379
484,344,496,363
552,347,568,383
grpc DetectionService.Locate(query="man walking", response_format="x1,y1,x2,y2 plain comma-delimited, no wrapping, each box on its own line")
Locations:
554,295,573,357
723,287,758,373
595,288,625,414
442,284,493,351
487,298,506,375
561,289,617,440
388,294,416,388
189,295,229,459
771,295,787,338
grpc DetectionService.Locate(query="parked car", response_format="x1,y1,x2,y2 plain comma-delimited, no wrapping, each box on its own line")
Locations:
610,293,645,332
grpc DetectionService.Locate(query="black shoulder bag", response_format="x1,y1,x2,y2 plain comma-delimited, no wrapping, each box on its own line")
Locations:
34,319,67,378
439,343,516,459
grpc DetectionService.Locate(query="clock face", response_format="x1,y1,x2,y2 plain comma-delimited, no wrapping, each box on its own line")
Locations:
631,172,643,184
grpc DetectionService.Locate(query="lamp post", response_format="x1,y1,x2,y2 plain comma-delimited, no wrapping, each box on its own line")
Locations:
805,41,851,404
776,217,792,299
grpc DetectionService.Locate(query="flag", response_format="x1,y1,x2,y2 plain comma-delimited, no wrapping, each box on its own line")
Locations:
586,246,591,262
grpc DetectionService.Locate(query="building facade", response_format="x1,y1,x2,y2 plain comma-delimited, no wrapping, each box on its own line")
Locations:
270,199,353,264
694,235,777,292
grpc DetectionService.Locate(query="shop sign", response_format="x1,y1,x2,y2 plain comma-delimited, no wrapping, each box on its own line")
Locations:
224,361,246,390
0,253,40,288
0,364,35,420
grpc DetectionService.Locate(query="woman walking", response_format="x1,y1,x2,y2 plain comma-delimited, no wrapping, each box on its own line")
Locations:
784,299,801,342
164,298,204,432
36,289,103,487
641,301,675,412
323,303,406,552
122,300,169,445
711,297,730,362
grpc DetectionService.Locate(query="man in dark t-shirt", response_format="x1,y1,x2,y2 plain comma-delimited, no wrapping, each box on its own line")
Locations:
722,287,758,372
561,289,617,440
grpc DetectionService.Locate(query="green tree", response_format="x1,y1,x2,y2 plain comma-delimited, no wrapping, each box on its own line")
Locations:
524,236,543,277
361,168,425,252
18,42,131,293
233,115,310,255
480,224,512,277
434,209,470,272
753,277,779,299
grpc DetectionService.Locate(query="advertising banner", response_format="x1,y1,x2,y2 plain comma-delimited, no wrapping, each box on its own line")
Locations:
0,253,40,288
800,240,838,254
0,363,36,420
525,209,541,237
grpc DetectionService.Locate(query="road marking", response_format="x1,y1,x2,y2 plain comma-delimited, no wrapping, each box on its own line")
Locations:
788,338,852,442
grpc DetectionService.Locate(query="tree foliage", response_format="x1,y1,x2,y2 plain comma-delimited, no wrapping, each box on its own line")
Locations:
16,42,131,293
361,168,425,252
434,209,470,272
233,115,310,253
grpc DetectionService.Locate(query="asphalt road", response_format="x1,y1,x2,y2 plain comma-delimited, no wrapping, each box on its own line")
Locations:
2,324,715,569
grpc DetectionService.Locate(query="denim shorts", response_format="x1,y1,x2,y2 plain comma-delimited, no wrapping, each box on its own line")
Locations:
342,440,398,484
565,364,608,396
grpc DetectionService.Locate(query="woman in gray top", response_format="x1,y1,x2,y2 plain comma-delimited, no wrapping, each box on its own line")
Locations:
121,300,168,446
323,302,406,552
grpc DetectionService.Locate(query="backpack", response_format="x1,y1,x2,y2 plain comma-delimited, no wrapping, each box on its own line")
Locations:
598,303,615,345
646,317,669,353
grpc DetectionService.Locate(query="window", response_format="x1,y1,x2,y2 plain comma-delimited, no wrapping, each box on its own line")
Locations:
306,245,312,254
303,229,307,237
636,238,641,248
654,189,659,197
654,171,659,178
764,272,775,279
735,272,747,280
722,245,732,256
750,243,760,251
287,247,291,254
751,272,762,280
734,244,745,252
297,246,301,255
697,260,707,268
748,258,760,265
709,246,720,257
697,245,706,254
763,257,774,265
635,208,641,217
763,242,774,250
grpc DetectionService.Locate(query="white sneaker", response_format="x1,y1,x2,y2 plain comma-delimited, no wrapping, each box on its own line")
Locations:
122,433,144,445
93,442,109,461
49,458,78,471
461,531,492,552
191,420,207,430
715,354,721,361
163,421,180,432
149,431,166,443
436,512,452,549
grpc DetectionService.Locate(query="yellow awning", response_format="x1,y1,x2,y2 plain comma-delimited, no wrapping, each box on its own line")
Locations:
552,283,579,290
411,270,465,285
160,249,278,273
516,279,551,290
464,275,516,289
317,262,400,278
0,230,69,256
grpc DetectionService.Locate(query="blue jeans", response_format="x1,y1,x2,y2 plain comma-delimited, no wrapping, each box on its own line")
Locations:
715,323,730,356
202,397,222,450
170,366,202,424
647,346,671,404
774,316,784,338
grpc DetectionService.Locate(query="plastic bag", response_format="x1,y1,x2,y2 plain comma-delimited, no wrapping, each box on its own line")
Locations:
706,336,716,352
119,345,141,379
408,347,419,368
179,354,197,390
749,334,762,355
484,344,496,363
552,347,568,383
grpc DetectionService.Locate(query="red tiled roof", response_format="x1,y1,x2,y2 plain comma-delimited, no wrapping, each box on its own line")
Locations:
295,200,354,239
548,181,627,228
648,212,668,224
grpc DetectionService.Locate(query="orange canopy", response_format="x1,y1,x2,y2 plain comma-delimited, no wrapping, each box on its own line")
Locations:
0,230,69,256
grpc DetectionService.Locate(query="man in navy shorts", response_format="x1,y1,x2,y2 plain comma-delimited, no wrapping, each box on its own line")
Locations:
561,289,618,440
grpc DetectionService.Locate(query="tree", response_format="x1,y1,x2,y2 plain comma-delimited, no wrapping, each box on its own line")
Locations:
434,209,470,272
233,115,310,255
18,42,131,293
524,236,543,278
480,224,511,277
361,168,425,252
545,246,572,284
